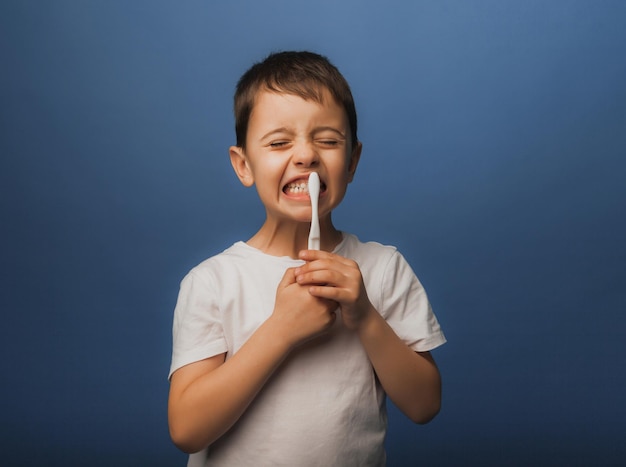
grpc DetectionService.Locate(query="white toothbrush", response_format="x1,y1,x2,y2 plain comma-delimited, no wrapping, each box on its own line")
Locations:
307,172,320,250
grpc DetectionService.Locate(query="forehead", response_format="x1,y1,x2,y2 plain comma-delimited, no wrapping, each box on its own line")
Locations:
249,89,347,127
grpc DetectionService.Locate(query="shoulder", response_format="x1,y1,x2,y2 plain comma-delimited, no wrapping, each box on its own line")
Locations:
182,241,300,291
181,242,252,286
339,232,400,268
339,232,422,287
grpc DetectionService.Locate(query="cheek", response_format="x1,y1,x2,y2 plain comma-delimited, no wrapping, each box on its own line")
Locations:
250,159,283,179
332,159,353,181
250,163,285,194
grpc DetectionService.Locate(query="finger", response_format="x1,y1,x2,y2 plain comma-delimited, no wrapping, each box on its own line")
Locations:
278,267,297,289
307,285,347,302
295,259,331,277
297,264,350,286
298,249,342,263
300,251,357,272
299,267,358,291
296,270,331,286
296,256,352,277
298,249,326,261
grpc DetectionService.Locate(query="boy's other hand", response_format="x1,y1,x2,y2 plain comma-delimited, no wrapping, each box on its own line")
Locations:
296,250,375,331
271,267,337,349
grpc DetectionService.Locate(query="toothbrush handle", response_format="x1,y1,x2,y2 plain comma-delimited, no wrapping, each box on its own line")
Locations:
308,237,320,250
308,207,320,250
308,221,320,250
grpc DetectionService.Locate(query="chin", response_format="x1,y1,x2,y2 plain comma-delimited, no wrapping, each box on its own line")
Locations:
292,214,314,224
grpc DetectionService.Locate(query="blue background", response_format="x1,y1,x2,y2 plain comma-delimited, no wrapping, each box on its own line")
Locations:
1,1,625,465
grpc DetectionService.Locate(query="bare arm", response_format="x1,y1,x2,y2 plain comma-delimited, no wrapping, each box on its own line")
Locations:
355,308,441,423
168,267,337,453
297,250,442,423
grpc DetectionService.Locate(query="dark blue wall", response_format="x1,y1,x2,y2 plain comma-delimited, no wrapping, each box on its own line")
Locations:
1,1,625,465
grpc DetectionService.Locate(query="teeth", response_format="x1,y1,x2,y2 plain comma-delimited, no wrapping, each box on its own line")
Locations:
285,182,309,194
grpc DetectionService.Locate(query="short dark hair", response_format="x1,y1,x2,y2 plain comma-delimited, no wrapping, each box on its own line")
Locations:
234,51,358,149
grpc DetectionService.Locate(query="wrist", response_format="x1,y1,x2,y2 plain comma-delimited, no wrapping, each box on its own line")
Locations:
351,303,379,335
258,315,295,355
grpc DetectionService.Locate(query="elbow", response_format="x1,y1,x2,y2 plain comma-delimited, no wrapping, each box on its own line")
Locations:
409,406,440,425
410,360,442,424
405,395,441,425
169,419,207,454
169,431,196,455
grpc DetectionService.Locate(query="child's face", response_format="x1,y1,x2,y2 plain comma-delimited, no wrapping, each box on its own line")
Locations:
230,89,361,225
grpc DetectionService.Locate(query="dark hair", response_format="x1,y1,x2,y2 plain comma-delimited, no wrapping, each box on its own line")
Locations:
234,51,358,149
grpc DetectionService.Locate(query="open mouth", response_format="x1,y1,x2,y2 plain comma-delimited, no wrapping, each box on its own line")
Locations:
283,178,327,196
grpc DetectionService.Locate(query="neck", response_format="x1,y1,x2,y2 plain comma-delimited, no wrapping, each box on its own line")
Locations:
246,214,342,258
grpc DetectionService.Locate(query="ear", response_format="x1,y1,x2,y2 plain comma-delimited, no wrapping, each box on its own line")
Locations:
229,146,254,187
347,141,362,183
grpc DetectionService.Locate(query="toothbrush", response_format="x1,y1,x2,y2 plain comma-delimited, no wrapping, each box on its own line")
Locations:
307,172,320,250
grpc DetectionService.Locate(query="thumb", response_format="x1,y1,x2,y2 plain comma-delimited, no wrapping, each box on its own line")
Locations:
277,267,297,289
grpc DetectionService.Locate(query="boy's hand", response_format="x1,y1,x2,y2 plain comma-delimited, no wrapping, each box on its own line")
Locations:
271,267,337,348
295,250,374,331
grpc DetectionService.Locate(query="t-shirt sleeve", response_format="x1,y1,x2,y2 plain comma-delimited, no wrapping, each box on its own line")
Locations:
168,269,228,379
379,250,446,352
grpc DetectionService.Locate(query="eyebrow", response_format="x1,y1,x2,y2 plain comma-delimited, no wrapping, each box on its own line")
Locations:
260,126,347,142
312,126,346,139
260,127,291,141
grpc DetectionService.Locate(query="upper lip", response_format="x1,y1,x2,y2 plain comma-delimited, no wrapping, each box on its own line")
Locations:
283,174,326,188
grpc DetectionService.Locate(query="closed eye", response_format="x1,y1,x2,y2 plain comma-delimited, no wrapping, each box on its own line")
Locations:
269,141,290,148
312,126,346,147
316,139,340,147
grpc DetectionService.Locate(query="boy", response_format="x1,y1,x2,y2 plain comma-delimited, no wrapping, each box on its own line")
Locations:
168,51,446,466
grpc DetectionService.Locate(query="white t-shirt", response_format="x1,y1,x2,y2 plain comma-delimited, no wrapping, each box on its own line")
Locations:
170,233,446,467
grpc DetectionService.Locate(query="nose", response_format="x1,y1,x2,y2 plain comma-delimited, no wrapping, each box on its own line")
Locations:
292,141,319,167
